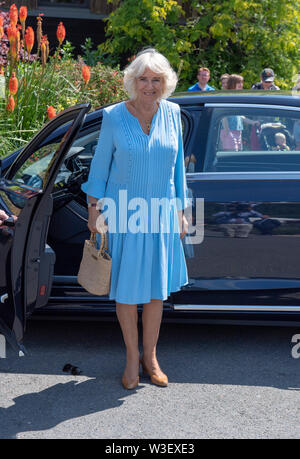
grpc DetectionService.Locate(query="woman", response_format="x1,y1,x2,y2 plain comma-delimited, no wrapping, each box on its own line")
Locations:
81,49,190,389
227,74,244,90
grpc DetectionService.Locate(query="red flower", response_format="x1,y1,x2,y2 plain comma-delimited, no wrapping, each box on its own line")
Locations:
25,26,34,54
47,106,56,120
7,95,15,112
56,22,66,45
0,15,3,39
7,24,18,44
81,65,91,85
19,6,27,36
19,6,28,24
10,30,20,60
9,72,18,95
9,4,18,27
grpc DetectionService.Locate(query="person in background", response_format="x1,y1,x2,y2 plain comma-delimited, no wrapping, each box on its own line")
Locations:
227,74,244,90
293,119,300,150
220,74,259,151
251,68,280,90
273,132,290,151
292,72,300,91
188,67,215,91
220,73,230,90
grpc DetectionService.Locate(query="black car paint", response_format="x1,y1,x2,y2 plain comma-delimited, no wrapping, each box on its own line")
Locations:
1,92,300,342
0,104,91,350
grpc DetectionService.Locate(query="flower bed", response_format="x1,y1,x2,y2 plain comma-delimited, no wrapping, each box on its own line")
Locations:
0,5,127,158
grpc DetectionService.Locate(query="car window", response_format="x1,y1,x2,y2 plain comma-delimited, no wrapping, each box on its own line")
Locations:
180,111,196,173
12,110,190,190
12,126,101,191
12,142,61,189
54,127,100,189
204,107,300,172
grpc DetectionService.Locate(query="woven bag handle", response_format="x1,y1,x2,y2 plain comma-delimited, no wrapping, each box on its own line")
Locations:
90,231,108,253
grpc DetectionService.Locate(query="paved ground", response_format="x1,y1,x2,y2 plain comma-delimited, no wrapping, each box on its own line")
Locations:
0,318,300,439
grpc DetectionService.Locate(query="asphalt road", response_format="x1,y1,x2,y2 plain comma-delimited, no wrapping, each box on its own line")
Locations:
0,318,300,439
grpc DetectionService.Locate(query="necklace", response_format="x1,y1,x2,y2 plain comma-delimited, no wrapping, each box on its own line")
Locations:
145,120,151,135
127,101,158,135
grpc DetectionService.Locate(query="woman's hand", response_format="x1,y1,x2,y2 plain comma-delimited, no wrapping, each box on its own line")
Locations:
87,196,107,234
178,210,188,239
87,207,99,233
0,209,9,225
88,207,108,234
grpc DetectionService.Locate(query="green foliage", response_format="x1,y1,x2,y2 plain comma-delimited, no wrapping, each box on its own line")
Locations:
100,0,189,70
60,41,76,60
81,38,103,66
101,0,300,90
0,59,127,158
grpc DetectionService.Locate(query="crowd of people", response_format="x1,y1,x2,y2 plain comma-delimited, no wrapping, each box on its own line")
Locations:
188,67,300,92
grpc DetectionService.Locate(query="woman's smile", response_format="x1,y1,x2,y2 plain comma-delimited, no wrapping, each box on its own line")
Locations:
136,68,163,102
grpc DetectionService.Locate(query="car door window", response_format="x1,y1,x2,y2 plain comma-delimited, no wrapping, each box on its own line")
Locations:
179,110,196,173
13,109,190,192
53,127,100,190
204,107,300,172
12,126,101,191
12,142,61,189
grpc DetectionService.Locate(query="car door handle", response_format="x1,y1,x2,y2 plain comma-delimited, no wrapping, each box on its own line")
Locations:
0,293,8,303
31,258,40,263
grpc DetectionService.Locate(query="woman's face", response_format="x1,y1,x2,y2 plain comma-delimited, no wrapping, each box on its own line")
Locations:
135,68,164,103
235,81,243,90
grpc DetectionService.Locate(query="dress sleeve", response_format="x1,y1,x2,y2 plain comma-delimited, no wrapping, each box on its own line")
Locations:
174,106,191,210
81,108,114,200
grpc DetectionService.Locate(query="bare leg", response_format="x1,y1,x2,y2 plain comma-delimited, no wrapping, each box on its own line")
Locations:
116,302,140,383
142,299,166,378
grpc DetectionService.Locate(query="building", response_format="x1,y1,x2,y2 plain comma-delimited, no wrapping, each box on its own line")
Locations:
2,0,114,55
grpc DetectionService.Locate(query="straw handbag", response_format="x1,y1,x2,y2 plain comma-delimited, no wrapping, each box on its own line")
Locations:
77,232,112,296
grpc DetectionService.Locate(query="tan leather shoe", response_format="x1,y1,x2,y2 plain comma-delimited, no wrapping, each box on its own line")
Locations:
140,358,168,387
121,375,139,390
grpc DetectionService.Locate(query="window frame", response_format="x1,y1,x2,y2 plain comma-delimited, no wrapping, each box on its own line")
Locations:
201,103,300,177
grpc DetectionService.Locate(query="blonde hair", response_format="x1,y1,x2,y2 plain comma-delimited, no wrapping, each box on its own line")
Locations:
198,67,210,75
123,49,178,100
275,132,287,142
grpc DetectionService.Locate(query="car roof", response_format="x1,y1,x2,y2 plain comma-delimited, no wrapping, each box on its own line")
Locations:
83,90,300,125
170,90,300,108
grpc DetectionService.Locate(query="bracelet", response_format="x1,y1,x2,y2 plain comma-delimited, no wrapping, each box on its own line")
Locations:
88,203,97,208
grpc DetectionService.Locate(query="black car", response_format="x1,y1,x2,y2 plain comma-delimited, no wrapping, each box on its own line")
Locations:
1,91,300,354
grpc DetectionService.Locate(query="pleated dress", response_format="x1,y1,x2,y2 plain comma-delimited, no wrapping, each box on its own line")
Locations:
81,99,190,304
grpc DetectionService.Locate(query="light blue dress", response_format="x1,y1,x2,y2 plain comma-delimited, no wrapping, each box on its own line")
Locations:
81,99,190,304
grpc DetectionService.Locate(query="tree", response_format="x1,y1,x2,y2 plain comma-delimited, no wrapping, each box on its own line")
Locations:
100,0,300,90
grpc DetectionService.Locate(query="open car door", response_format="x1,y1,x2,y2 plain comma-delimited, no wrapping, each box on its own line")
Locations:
0,103,90,354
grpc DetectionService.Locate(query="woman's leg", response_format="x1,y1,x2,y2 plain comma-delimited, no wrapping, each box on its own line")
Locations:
141,299,165,377
116,302,140,383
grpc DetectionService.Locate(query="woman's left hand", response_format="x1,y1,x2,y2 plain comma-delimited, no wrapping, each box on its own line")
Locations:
0,209,9,226
178,211,188,239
